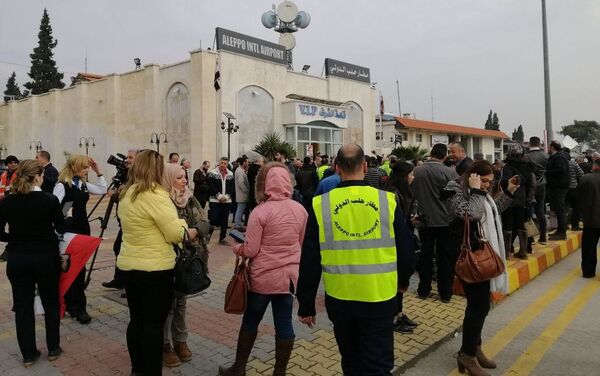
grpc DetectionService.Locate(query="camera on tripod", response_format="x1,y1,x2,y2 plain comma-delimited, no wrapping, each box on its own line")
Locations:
107,153,128,187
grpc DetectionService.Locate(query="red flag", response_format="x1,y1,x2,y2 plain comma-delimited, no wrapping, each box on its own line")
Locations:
380,95,385,116
58,233,102,318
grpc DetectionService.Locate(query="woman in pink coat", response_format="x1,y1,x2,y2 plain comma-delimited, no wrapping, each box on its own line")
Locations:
219,162,308,376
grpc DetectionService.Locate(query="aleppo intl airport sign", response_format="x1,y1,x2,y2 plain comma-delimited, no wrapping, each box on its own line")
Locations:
324,58,370,83
216,27,287,65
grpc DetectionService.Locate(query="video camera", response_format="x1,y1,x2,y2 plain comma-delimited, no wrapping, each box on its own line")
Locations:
107,153,128,187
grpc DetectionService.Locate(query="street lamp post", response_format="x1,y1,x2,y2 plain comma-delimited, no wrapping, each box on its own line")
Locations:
150,132,168,153
29,141,43,154
0,144,7,159
78,137,96,157
221,112,238,161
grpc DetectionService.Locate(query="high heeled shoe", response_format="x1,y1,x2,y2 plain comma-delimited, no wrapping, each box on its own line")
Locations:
457,351,490,376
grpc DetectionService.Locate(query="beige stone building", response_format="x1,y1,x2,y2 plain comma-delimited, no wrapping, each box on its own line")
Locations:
0,27,375,172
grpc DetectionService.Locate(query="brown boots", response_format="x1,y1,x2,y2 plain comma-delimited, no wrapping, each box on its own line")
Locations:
273,338,294,376
457,351,490,376
219,330,258,376
476,346,497,369
515,230,528,259
163,341,193,368
162,343,181,368
174,341,192,362
218,331,294,376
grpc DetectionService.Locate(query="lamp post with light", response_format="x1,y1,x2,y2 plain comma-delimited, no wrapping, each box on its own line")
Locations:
79,137,96,157
221,112,238,161
150,132,168,153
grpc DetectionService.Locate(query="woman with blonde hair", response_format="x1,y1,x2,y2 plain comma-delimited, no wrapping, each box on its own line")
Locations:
219,162,308,376
117,150,187,376
53,154,107,324
0,160,66,366
160,163,212,367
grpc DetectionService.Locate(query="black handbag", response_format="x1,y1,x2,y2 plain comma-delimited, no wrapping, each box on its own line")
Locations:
174,229,211,295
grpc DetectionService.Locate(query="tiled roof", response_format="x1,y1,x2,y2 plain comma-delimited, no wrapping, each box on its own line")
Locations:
396,117,510,139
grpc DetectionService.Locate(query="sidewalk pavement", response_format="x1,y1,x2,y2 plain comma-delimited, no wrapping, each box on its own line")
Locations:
0,197,584,375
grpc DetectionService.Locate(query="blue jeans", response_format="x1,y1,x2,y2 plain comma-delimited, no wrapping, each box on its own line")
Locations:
234,202,247,228
241,291,294,340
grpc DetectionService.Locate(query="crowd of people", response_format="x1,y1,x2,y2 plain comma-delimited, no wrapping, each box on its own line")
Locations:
0,138,599,375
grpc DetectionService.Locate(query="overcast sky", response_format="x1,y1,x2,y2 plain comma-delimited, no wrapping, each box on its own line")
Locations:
1,0,599,140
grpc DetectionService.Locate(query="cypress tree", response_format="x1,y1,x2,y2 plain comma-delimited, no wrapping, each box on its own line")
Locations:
24,8,65,95
4,72,23,103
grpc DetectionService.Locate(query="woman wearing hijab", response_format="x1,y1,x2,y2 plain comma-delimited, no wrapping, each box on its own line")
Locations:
442,161,518,375
161,163,212,367
219,162,308,376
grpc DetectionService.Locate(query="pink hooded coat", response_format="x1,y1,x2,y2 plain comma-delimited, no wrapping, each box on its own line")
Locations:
233,166,308,295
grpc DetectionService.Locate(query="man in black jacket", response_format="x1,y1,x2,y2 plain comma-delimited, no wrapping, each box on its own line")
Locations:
207,157,235,245
297,144,415,375
546,141,570,240
449,142,473,176
296,157,319,210
578,159,600,278
36,151,59,194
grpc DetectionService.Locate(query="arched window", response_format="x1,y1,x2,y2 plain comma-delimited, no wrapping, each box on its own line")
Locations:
237,86,274,156
166,83,190,156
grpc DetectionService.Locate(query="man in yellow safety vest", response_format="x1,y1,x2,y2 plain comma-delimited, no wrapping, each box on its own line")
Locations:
297,144,415,375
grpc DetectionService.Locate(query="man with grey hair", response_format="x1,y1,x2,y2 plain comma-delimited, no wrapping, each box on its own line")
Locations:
449,142,473,176
180,158,192,186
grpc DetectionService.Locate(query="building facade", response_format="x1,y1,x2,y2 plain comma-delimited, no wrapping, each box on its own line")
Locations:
0,28,375,172
377,116,509,161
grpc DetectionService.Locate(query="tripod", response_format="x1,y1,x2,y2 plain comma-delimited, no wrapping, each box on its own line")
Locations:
84,180,119,289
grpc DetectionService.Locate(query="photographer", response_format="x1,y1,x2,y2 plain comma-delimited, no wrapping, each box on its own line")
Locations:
102,149,137,291
54,155,107,324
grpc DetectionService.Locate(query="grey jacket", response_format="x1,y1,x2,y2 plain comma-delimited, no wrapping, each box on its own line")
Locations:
527,148,548,186
412,159,458,227
234,168,249,203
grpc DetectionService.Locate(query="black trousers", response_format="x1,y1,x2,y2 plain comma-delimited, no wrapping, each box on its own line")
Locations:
417,226,454,300
112,229,124,284
209,202,232,241
64,267,87,315
326,300,394,376
547,188,568,234
6,251,61,358
124,269,174,376
460,279,491,356
502,206,526,232
534,184,548,241
581,227,600,278
567,188,581,228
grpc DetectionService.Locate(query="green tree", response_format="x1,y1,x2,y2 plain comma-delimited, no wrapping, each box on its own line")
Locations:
512,124,524,142
484,110,493,130
3,72,26,102
391,145,428,161
24,9,65,95
491,113,500,131
252,131,296,161
558,120,600,150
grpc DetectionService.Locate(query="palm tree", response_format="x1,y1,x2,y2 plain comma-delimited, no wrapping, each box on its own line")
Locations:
253,131,296,161
391,145,428,161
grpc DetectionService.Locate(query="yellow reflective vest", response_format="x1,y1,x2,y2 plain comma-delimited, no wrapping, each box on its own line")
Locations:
313,185,398,302
317,165,329,180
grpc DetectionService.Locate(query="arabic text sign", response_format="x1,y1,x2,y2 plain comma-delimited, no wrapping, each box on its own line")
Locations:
324,58,370,83
216,27,287,65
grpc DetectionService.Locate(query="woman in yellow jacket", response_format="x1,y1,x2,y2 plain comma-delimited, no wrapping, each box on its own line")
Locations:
117,150,188,376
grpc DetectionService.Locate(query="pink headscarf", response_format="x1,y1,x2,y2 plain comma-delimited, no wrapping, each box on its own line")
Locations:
162,163,192,208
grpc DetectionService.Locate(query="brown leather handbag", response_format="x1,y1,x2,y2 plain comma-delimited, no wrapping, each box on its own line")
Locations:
224,256,250,314
455,214,505,284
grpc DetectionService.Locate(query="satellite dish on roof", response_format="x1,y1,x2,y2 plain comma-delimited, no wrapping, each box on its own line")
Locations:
279,33,296,50
261,10,277,28
295,11,311,28
277,1,298,23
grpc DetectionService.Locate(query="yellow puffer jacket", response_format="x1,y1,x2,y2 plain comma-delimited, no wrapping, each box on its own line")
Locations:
117,185,187,272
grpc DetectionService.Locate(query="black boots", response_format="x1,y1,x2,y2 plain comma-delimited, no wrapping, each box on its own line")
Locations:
273,338,294,376
219,330,257,376
502,230,513,259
